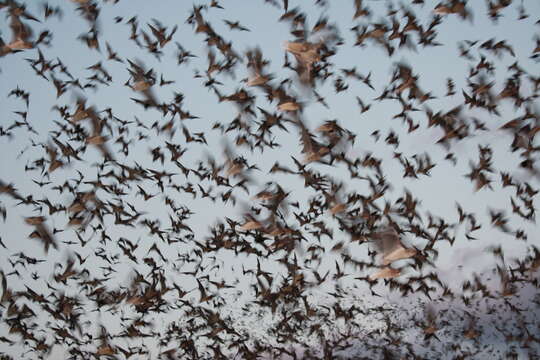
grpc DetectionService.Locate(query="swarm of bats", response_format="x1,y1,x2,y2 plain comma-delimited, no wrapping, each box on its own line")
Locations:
0,0,540,359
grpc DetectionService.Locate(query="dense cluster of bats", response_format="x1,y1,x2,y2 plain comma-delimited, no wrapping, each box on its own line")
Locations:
0,0,540,359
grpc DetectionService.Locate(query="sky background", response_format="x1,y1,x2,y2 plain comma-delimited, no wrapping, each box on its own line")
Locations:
1,0,540,359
